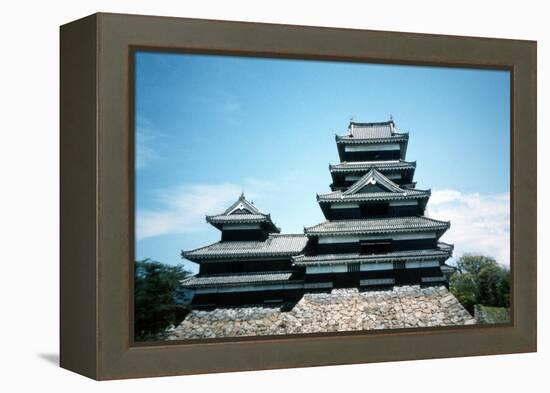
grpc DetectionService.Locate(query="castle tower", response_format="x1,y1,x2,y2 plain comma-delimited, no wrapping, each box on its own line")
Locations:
293,120,453,289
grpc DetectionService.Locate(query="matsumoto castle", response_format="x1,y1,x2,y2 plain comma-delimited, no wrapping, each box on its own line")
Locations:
181,120,454,308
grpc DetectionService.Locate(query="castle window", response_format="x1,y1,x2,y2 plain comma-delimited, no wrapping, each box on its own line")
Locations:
347,263,360,273
360,240,392,254
360,203,389,217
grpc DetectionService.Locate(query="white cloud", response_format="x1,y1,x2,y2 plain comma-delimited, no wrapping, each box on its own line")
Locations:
427,190,510,266
135,117,161,170
136,171,305,241
136,171,313,241
428,189,462,205
138,182,509,268
136,183,246,240
136,133,158,170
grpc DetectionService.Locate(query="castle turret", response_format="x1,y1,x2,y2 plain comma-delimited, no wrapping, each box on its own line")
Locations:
205,193,280,241
181,194,307,308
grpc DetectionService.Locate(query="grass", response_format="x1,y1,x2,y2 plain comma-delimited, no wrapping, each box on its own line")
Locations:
475,305,511,324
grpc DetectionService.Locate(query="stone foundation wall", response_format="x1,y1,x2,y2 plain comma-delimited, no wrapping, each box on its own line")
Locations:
168,285,476,340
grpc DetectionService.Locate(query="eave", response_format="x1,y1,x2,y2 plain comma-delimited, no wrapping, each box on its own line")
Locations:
292,243,453,266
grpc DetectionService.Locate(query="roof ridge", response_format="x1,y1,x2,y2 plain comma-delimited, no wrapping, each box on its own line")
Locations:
349,120,393,126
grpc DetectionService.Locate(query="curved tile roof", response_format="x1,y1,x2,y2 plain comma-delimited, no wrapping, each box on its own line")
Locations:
335,121,409,144
320,168,430,202
182,234,308,262
205,193,280,232
180,271,295,288
317,189,430,203
349,122,393,138
293,243,453,266
222,193,263,215
206,214,272,224
304,216,450,236
335,133,409,144
329,160,416,173
343,168,403,194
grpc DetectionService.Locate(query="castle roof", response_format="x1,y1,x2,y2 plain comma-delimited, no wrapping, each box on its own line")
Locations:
180,271,295,288
335,120,409,144
304,216,449,237
319,168,430,203
329,160,416,174
182,234,308,262
318,189,430,203
293,243,453,266
205,193,280,232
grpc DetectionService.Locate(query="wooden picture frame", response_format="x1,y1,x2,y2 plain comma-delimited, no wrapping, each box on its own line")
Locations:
60,12,536,380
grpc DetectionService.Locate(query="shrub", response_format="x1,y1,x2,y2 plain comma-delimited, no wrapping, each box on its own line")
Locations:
134,259,191,341
450,254,510,313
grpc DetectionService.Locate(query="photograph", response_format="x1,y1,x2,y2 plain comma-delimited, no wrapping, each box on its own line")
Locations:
1,0,542,386
133,51,511,342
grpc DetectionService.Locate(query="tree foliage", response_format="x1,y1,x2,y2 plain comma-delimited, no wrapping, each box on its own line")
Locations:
134,259,191,341
450,254,510,313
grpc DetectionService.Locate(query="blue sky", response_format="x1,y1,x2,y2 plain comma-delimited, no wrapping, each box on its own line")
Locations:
134,51,510,272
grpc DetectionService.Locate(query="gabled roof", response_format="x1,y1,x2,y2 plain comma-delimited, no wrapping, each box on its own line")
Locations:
180,271,295,288
319,168,430,203
182,234,308,262
292,243,453,266
344,168,403,194
222,193,263,215
206,193,280,232
329,160,416,174
335,120,409,144
304,216,450,237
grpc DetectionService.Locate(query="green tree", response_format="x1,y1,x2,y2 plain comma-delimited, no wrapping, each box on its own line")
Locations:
134,259,191,341
449,272,478,312
450,254,510,313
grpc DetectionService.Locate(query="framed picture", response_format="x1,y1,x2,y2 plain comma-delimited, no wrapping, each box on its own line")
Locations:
60,12,536,380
